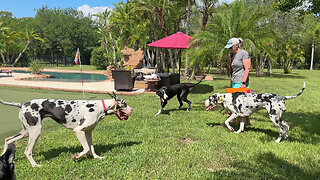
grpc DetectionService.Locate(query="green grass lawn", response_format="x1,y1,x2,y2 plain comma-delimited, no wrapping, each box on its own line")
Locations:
0,69,319,179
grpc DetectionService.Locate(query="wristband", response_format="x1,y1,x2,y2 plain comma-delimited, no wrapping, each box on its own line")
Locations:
241,81,246,85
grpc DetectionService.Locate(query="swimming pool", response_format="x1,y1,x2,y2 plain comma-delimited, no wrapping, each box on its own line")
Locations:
13,70,108,82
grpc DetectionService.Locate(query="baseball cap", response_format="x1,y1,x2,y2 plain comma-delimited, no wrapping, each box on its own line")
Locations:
224,38,239,49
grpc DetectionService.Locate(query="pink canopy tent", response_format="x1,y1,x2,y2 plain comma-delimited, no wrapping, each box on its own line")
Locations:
147,32,192,75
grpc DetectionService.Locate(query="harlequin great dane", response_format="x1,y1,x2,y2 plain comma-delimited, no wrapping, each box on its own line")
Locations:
205,82,305,143
0,93,133,167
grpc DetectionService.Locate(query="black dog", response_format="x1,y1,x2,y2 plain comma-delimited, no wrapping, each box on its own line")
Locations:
155,76,205,116
0,144,16,180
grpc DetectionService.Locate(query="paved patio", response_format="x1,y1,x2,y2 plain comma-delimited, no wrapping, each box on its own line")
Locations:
0,68,145,95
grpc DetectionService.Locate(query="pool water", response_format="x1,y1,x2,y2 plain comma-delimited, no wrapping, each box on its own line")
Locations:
13,70,108,82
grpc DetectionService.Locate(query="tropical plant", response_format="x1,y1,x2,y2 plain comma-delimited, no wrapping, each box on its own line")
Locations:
280,40,305,74
187,0,273,78
301,14,320,70
0,28,20,64
29,59,44,74
90,46,111,69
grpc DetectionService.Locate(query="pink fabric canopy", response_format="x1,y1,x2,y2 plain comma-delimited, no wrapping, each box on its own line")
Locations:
147,32,191,49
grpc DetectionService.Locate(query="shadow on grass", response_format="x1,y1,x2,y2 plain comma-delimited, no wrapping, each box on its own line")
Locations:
205,110,320,144
284,111,320,144
191,84,214,94
41,141,142,160
211,152,320,179
268,72,306,79
159,107,189,115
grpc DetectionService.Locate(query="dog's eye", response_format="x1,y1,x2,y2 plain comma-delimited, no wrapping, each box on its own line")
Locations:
117,99,127,108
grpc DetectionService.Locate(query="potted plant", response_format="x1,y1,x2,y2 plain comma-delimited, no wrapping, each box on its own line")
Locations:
111,63,135,91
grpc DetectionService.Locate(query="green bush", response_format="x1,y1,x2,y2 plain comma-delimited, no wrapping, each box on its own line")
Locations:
29,60,44,74
90,46,111,69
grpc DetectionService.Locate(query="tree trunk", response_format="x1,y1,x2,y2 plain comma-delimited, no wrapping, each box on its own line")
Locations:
147,11,161,71
284,59,292,74
147,49,152,66
103,36,109,54
106,22,116,65
156,49,162,72
175,50,179,73
168,49,175,73
5,42,9,63
255,52,266,77
310,41,314,70
184,0,191,80
0,50,6,64
160,49,165,71
13,40,31,66
267,58,272,75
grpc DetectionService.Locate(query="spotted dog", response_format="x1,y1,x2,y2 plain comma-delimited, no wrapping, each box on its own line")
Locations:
0,93,133,167
205,83,305,143
0,144,16,180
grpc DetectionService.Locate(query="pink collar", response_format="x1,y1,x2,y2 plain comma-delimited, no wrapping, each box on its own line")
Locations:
102,100,107,111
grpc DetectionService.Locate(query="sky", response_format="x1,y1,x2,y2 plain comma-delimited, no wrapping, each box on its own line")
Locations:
0,0,234,19
0,0,124,18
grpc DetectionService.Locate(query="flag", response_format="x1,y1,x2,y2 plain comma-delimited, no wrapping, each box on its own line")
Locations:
74,48,80,64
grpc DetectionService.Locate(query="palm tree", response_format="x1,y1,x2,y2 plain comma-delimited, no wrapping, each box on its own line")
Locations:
94,10,117,65
0,28,20,64
303,14,320,70
0,22,9,63
135,0,162,70
197,0,217,30
188,1,273,77
13,28,44,66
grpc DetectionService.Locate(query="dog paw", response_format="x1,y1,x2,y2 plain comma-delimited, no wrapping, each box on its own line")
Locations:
72,154,80,160
32,163,41,168
95,156,104,160
275,138,282,143
234,130,242,134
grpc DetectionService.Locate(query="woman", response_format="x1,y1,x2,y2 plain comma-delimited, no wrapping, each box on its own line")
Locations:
225,38,251,125
225,38,251,88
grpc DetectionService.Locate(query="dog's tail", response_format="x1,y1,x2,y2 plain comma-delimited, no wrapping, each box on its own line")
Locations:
0,99,22,108
189,75,206,88
283,82,306,100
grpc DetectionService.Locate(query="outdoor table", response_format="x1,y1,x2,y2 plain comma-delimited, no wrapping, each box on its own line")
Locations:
144,79,159,92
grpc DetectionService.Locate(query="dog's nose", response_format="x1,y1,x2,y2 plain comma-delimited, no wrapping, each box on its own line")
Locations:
127,107,133,115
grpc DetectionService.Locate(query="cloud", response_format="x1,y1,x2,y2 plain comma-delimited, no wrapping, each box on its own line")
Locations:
77,4,111,17
218,0,234,4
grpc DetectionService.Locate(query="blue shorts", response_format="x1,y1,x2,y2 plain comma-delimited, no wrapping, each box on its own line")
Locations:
231,82,249,88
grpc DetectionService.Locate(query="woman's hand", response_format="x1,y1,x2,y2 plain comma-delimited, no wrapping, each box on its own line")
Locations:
240,83,246,88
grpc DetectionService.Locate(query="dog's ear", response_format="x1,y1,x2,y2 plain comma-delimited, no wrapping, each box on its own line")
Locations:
161,87,167,92
107,92,113,98
107,92,117,100
112,92,118,100
2,144,16,164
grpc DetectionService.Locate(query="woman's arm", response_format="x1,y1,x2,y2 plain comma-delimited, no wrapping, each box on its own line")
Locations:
241,58,251,88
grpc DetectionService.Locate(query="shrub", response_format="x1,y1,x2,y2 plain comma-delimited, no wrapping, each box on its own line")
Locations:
90,46,111,69
29,60,44,74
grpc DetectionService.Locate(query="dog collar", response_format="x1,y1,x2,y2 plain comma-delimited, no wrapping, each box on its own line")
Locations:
221,95,224,103
102,100,108,115
102,100,118,115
